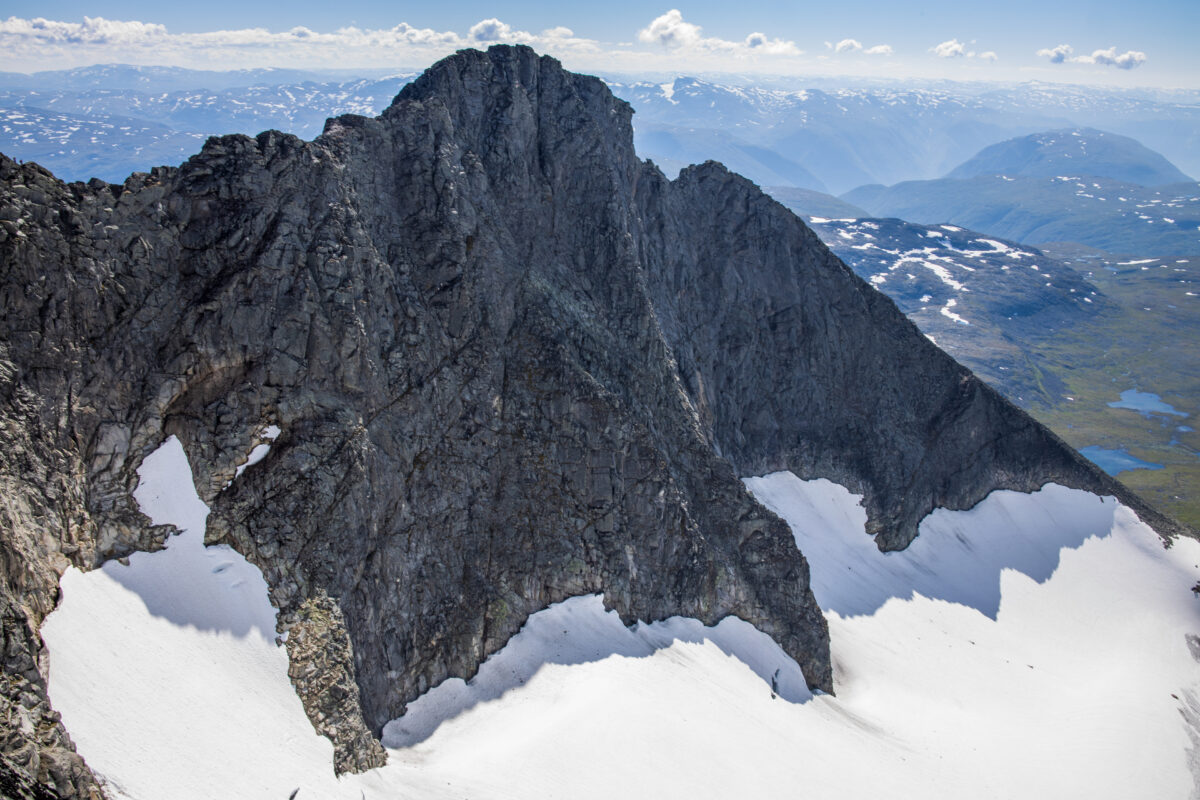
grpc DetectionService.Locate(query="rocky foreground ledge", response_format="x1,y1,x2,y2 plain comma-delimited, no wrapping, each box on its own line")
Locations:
0,45,1181,796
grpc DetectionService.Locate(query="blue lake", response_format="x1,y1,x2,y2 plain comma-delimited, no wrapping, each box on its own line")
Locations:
1107,390,1188,418
1078,445,1165,476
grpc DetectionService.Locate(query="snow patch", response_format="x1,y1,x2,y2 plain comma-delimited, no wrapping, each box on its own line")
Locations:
743,473,1200,799
383,595,811,750
40,447,1200,799
40,435,346,800
231,423,282,481
940,297,970,325
977,238,1011,252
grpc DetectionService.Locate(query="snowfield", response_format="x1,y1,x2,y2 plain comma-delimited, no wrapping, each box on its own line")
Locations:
40,438,1200,798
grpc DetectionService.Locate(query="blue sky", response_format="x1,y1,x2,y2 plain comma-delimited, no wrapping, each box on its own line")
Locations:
3,2,1197,87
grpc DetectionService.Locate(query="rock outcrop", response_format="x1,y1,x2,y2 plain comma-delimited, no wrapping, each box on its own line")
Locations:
0,45,1182,794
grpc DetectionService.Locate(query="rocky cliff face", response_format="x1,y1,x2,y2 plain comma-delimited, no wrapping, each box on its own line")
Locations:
0,45,1180,796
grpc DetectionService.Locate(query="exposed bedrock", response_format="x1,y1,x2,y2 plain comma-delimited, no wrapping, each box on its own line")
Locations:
0,45,1182,789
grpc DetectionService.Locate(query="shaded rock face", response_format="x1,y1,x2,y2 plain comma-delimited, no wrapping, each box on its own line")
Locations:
0,45,1176,791
637,173,1128,547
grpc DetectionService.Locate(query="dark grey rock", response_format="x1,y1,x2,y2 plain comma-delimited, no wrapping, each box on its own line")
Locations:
0,45,1184,794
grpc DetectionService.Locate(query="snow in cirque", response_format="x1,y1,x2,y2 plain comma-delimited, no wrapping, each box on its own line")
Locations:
40,438,1200,798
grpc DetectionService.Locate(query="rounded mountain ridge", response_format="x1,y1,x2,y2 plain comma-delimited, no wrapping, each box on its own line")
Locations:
945,126,1193,185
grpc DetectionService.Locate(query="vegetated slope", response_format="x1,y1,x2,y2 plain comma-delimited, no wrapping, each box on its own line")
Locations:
0,45,1172,797
844,175,1200,254
797,216,1109,405
1025,247,1200,529
793,215,1200,529
945,127,1193,185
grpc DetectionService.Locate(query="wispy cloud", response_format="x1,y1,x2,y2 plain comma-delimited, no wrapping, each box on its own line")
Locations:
834,38,861,54
863,44,893,56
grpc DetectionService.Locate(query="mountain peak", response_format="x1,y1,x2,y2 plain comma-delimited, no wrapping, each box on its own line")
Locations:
946,127,1193,185
0,45,1177,796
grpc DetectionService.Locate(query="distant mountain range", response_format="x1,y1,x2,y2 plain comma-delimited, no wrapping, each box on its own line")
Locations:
775,210,1200,529
0,63,407,92
0,68,416,182
4,65,1200,194
605,77,1200,194
608,77,1065,194
760,207,1109,406
843,175,1200,254
768,126,1200,255
945,128,1192,185
0,106,208,183
0,62,1195,523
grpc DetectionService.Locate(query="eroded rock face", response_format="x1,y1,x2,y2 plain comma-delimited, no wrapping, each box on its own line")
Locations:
0,45,1180,792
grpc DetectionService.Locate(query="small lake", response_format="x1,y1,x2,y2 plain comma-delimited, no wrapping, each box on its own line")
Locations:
1107,390,1189,418
1078,445,1165,476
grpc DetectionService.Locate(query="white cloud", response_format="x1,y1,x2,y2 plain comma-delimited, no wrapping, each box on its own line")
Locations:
0,14,471,63
743,31,798,55
468,19,538,43
830,39,892,57
1037,43,1073,64
0,15,168,44
638,9,705,48
638,9,799,56
1076,46,1147,70
931,39,966,59
932,39,996,61
1037,43,1147,70
468,19,510,42
0,15,623,70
